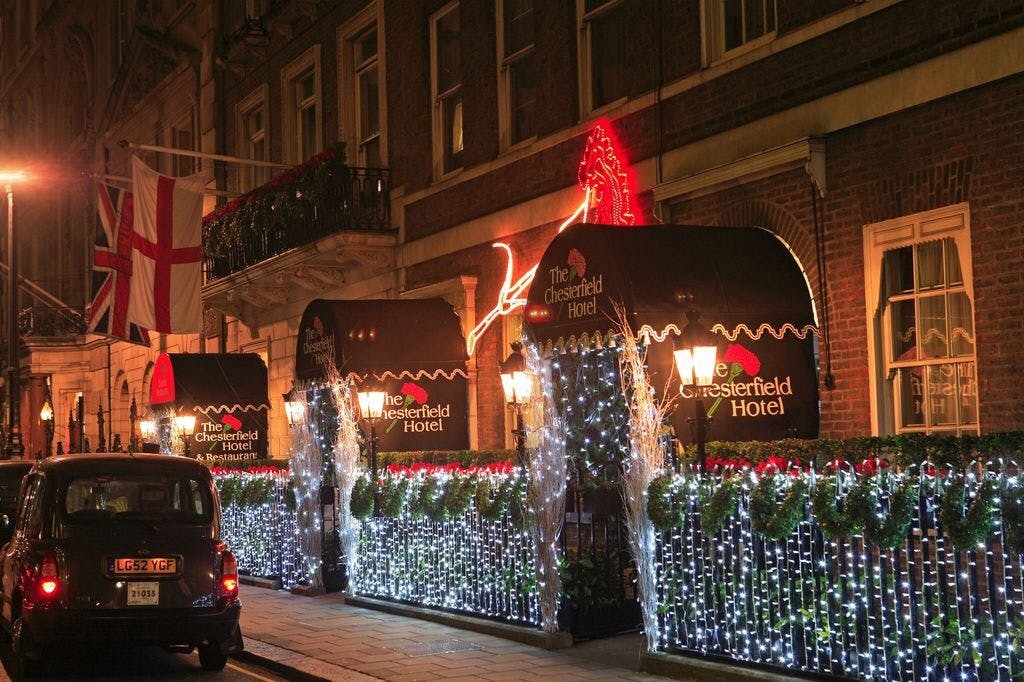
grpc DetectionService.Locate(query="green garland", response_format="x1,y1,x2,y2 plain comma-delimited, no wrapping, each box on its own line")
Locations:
1001,482,1024,555
848,478,918,549
647,474,680,532
409,476,442,520
701,478,741,536
507,474,530,531
811,475,864,539
350,475,375,519
379,476,409,517
940,476,997,550
750,474,808,541
443,476,477,517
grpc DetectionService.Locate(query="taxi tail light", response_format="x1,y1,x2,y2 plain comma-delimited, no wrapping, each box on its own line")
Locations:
37,553,60,599
220,549,238,597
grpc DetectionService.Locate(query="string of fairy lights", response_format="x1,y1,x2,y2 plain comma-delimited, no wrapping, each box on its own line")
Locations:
650,464,1024,681
351,467,541,626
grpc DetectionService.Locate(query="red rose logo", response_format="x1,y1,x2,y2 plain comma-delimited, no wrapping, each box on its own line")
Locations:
221,414,242,431
567,248,587,278
724,344,761,377
706,344,762,418
385,382,429,433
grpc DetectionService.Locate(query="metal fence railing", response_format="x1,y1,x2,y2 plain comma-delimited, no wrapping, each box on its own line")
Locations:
653,464,1024,681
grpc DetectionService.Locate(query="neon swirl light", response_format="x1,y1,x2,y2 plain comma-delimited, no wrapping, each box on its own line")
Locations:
467,124,637,356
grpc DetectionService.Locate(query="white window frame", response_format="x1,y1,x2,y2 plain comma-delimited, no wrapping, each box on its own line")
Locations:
700,0,778,66
337,2,387,168
236,84,269,192
170,110,197,177
576,0,628,120
430,1,463,180
281,45,323,165
496,0,536,151
863,203,978,436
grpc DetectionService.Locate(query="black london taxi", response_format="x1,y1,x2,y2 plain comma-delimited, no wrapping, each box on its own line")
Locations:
0,454,242,675
0,460,33,544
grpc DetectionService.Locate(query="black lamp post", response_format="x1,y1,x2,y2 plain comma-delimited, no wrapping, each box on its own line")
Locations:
673,308,718,472
173,414,196,457
499,341,533,469
283,384,305,429
356,389,386,513
3,171,26,461
39,396,53,457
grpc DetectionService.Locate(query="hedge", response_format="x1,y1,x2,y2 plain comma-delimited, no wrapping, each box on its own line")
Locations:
376,450,515,467
679,431,1024,468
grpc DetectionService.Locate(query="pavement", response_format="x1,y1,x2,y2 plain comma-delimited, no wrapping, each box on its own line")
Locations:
235,585,670,681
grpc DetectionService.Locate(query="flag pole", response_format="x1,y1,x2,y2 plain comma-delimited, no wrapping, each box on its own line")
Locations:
88,173,240,198
117,140,292,170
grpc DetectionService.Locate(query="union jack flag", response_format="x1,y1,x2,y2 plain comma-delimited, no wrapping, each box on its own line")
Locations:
87,183,150,345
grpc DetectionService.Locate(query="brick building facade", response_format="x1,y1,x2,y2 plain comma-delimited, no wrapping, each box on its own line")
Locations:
1,0,1021,458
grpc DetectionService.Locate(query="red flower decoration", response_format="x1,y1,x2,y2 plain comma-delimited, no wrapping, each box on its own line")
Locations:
567,248,587,278
401,382,429,405
724,344,761,377
221,414,243,431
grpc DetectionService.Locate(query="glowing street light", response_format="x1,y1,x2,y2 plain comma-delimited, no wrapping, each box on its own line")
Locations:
174,414,196,457
500,341,534,468
1,169,29,460
673,304,718,472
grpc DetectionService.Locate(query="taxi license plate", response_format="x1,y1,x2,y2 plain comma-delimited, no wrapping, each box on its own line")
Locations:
112,557,178,575
127,582,159,606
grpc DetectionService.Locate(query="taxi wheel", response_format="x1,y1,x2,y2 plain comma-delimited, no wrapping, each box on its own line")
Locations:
11,618,41,678
197,642,228,671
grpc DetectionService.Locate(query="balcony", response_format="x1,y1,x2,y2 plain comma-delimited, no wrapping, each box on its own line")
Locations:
18,305,86,338
202,146,397,332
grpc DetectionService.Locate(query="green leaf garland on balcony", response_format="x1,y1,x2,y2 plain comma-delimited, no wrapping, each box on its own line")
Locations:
750,474,808,541
940,475,997,550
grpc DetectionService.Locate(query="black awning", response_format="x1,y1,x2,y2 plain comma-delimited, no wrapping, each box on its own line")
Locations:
524,223,820,440
524,223,816,349
150,353,269,412
295,298,469,383
149,353,270,460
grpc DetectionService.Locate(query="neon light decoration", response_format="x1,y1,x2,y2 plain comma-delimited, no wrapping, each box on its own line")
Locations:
577,124,636,226
467,124,636,356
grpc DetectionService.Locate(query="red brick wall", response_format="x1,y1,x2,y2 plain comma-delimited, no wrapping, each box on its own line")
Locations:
668,73,1024,438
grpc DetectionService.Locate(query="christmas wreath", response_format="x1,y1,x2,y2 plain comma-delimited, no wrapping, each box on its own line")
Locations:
379,476,409,517
939,475,997,550
848,478,917,549
443,475,477,517
811,475,864,539
750,474,808,541
647,474,681,532
350,475,375,520
700,477,741,537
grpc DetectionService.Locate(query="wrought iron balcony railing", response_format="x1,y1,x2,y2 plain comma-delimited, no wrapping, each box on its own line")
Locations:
202,146,392,283
18,305,87,337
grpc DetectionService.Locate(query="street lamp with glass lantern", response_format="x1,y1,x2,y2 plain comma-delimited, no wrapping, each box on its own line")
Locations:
673,307,718,472
356,389,386,478
173,414,196,457
283,385,305,428
39,397,54,457
1,170,27,460
139,419,157,444
499,341,533,469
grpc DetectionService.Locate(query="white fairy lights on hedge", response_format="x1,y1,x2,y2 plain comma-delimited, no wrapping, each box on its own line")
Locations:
215,469,302,586
648,462,1024,681
350,466,540,626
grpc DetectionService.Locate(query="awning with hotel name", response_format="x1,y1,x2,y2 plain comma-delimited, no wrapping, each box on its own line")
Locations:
524,223,821,440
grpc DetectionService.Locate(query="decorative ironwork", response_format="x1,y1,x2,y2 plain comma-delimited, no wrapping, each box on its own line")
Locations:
17,305,86,337
203,149,392,282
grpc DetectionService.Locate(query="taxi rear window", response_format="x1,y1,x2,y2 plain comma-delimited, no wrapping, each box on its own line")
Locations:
63,474,213,525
